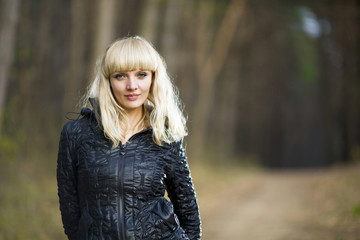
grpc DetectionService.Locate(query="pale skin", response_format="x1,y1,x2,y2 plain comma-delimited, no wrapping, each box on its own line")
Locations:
109,69,152,143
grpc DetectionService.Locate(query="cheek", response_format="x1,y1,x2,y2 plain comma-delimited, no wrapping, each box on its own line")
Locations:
142,79,152,94
146,81,152,93
110,81,124,95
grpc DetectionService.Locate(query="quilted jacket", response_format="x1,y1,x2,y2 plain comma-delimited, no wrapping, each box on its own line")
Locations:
57,107,201,240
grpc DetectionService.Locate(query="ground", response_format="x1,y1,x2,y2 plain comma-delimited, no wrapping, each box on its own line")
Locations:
192,163,360,240
1,160,360,239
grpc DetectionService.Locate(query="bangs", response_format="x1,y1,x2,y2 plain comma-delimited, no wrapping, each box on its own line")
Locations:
103,39,158,77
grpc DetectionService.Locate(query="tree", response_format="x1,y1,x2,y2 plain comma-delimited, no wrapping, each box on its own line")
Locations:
189,0,246,160
0,0,20,133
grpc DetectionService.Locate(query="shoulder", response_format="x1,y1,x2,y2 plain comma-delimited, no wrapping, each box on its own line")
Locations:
169,138,184,152
62,118,89,135
161,138,186,159
61,110,95,138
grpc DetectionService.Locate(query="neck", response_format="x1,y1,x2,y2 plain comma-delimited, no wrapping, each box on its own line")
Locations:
126,106,144,131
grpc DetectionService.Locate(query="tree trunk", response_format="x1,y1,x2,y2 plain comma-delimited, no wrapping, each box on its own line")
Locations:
161,0,182,75
334,0,359,162
62,0,88,113
189,0,246,160
139,0,162,44
91,0,120,68
0,0,20,133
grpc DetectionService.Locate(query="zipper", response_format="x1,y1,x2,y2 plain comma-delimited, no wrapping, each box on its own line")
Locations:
117,128,150,239
118,144,126,240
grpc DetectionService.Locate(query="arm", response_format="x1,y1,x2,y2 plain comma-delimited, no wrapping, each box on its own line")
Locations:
57,123,80,240
165,139,201,240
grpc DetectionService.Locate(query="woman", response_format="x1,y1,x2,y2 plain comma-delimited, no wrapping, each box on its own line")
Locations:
57,36,201,240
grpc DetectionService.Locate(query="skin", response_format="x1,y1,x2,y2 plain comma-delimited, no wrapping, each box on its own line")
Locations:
109,69,152,141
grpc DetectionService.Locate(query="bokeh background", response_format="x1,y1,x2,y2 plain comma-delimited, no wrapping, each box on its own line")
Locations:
1,0,360,239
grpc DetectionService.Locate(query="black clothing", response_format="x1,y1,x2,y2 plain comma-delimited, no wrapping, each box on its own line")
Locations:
57,108,201,240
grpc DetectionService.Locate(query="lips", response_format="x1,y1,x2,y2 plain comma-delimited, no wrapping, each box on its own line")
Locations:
125,94,140,101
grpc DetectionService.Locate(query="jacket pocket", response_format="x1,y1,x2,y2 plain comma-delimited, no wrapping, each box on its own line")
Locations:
77,210,93,240
152,198,184,238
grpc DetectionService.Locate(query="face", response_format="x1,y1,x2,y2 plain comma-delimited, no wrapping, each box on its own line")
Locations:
109,69,152,113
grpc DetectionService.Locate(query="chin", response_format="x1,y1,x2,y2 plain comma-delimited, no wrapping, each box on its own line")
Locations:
123,104,143,111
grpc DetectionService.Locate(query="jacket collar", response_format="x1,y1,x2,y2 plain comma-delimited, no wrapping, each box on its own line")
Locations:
80,97,97,117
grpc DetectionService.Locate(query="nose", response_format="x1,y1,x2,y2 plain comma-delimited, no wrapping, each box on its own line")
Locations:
127,76,138,90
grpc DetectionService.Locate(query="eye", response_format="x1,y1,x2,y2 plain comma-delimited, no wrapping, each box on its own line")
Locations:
113,73,125,80
137,72,148,78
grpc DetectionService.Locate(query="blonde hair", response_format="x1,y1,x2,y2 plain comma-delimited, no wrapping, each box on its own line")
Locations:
84,36,187,147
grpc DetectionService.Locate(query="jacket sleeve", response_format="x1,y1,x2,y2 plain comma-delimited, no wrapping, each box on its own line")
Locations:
57,123,80,240
165,139,201,240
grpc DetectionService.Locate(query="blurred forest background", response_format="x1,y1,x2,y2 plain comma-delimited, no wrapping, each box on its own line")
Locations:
0,0,360,239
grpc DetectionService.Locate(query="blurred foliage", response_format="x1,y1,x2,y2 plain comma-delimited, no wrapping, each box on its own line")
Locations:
0,160,63,240
0,134,18,162
352,203,360,218
0,96,23,162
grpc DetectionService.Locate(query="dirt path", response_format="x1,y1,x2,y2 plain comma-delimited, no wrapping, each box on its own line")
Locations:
197,166,360,240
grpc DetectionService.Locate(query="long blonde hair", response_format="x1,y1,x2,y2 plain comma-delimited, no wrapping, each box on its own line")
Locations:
84,36,187,147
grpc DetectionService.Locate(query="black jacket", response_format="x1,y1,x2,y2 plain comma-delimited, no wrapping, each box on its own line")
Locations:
57,108,201,240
